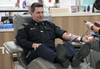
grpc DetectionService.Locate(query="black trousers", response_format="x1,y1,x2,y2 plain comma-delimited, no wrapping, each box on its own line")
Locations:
27,43,77,63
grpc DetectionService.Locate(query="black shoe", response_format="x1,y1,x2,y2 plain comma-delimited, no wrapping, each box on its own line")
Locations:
71,42,91,67
56,44,70,68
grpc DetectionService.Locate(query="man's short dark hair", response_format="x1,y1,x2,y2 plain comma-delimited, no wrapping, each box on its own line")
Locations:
30,2,43,13
55,0,59,3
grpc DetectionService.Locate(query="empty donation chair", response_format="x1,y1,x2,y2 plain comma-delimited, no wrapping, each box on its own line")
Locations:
3,14,93,69
89,33,100,69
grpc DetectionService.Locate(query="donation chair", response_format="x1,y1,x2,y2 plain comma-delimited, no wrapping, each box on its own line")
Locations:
90,32,100,69
3,14,93,69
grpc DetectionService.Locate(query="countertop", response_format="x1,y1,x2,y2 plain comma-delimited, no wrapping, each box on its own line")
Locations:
0,28,14,32
1,13,100,32
52,13,100,17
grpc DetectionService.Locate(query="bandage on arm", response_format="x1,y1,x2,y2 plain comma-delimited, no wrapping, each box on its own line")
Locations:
68,33,73,39
88,37,93,42
77,36,81,41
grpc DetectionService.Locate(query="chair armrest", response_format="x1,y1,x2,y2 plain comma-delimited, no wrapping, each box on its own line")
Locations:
69,41,85,47
3,41,23,54
64,41,85,47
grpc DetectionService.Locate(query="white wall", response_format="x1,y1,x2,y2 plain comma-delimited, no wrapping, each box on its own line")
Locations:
0,0,16,6
0,0,24,8
43,0,55,6
0,0,75,6
0,0,94,7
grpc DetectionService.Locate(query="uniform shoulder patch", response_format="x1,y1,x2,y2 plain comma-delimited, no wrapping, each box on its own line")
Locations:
18,25,25,30
24,23,29,25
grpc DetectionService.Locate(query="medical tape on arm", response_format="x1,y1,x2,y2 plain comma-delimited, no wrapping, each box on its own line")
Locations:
77,36,81,41
68,33,73,40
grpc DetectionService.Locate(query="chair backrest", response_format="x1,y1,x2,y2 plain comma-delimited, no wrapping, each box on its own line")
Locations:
13,14,53,38
13,14,53,67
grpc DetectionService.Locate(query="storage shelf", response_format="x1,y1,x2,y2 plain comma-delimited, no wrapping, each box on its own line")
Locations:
0,9,28,12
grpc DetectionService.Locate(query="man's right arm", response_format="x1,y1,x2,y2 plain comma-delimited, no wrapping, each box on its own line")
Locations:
32,43,41,50
16,25,34,49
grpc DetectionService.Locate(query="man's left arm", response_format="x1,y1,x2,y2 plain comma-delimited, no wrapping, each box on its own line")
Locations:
62,32,94,43
54,24,94,43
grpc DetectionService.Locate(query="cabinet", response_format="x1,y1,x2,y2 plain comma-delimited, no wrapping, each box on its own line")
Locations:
0,31,14,69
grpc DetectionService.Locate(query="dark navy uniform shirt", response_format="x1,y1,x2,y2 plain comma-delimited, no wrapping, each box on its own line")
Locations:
16,20,67,51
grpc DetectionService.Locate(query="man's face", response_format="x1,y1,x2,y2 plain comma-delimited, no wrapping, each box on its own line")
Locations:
31,7,44,23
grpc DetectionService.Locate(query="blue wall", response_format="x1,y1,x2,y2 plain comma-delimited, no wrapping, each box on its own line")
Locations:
82,0,95,5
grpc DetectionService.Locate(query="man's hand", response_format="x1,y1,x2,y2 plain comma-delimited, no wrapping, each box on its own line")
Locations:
82,35,94,43
85,22,94,30
32,43,41,50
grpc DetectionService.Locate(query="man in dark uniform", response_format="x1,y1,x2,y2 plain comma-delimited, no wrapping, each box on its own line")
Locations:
16,2,94,68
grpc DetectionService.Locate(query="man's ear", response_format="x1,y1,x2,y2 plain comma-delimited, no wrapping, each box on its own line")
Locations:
30,11,33,16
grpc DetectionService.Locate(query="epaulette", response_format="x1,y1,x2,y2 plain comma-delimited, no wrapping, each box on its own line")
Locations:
47,21,52,23
24,23,29,25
